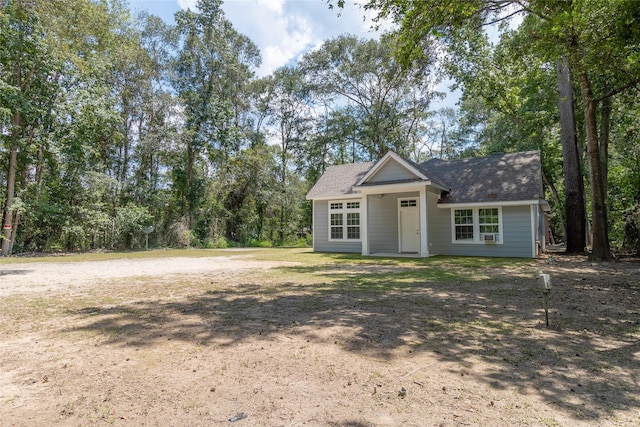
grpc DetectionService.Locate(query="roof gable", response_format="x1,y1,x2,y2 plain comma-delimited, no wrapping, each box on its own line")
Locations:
356,151,426,186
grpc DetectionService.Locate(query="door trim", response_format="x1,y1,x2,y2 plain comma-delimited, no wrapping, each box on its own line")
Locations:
398,198,420,253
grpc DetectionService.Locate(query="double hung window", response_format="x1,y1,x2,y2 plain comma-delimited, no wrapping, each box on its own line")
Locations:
329,201,361,241
452,207,502,243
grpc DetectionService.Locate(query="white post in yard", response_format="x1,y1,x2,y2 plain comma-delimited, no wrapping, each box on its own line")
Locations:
538,271,552,328
143,226,154,251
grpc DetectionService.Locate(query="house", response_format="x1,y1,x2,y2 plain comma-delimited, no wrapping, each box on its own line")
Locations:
306,150,549,258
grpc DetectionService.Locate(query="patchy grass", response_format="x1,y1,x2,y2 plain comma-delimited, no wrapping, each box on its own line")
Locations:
1,246,536,271
1,248,639,426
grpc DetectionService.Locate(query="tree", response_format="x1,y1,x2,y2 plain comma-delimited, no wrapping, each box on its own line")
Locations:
436,23,569,243
300,34,439,161
353,0,640,260
556,56,586,252
0,0,59,256
261,66,313,242
172,0,260,230
606,88,640,253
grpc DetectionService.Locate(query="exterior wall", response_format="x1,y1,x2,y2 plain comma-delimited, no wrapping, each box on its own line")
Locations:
313,196,536,258
426,192,446,255
428,203,535,258
367,159,417,183
502,205,535,257
368,191,419,253
312,200,362,253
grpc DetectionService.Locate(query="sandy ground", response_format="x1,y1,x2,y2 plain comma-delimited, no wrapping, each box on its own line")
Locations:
0,255,292,297
0,250,639,426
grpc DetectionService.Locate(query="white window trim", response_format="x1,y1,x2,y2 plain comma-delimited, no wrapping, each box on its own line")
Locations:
450,206,504,244
328,199,362,242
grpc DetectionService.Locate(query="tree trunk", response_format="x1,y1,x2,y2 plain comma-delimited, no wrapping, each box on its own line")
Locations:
542,170,565,244
556,57,586,253
35,145,44,198
120,113,132,199
1,140,18,256
599,92,612,199
577,72,612,261
279,130,287,243
7,211,20,255
186,140,195,228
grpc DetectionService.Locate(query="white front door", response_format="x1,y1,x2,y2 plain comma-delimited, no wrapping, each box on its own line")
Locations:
399,199,420,253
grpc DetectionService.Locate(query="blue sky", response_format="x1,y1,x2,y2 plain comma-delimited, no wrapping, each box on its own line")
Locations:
127,0,385,77
127,0,460,109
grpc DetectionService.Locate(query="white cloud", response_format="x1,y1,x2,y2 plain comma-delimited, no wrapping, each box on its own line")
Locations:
165,0,388,77
221,0,385,76
257,0,285,14
259,14,315,75
177,0,197,10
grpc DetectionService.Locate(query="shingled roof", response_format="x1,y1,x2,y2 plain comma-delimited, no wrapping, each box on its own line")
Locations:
306,162,374,199
421,151,542,204
306,151,542,204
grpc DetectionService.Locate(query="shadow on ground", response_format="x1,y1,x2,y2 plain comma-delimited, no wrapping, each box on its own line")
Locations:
0,269,32,276
64,255,640,423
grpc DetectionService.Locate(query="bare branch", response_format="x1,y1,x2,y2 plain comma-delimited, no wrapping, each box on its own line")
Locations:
594,78,640,104
512,0,552,21
483,9,526,27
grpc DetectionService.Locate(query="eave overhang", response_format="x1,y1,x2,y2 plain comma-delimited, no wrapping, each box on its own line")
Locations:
353,180,448,194
436,199,544,208
305,193,361,201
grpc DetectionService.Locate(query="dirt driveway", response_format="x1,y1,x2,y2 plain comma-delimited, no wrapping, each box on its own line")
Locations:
1,249,639,426
0,254,293,297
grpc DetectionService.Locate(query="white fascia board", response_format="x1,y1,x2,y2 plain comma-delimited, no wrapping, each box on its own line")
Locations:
427,182,450,192
354,182,430,194
437,200,541,209
355,151,427,186
306,194,362,201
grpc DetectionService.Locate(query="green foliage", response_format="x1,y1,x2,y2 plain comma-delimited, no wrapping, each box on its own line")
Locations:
607,90,640,249
205,235,230,249
171,0,261,227
247,239,273,248
113,203,152,249
622,205,640,254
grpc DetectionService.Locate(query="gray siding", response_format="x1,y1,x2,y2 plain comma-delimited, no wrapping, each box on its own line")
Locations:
428,204,534,258
367,195,397,253
368,192,419,253
314,197,535,258
312,200,362,253
502,206,535,257
427,192,447,254
368,159,417,183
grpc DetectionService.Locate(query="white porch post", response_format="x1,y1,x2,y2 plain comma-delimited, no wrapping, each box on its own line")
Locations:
361,194,369,255
419,186,428,257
